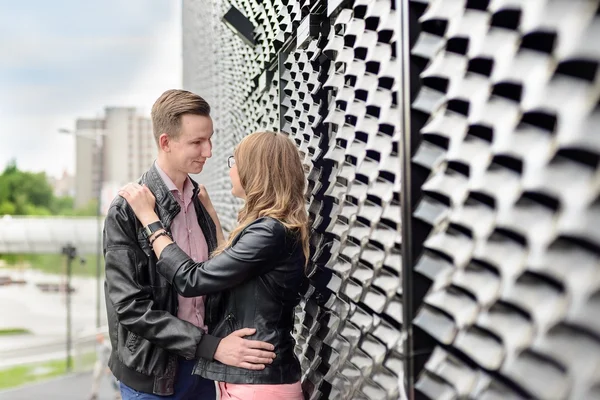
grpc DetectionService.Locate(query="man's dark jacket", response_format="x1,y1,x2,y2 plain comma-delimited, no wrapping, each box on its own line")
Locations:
103,164,219,396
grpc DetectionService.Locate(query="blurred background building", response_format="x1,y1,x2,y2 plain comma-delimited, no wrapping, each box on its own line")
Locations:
73,108,156,209
73,118,105,209
49,170,75,198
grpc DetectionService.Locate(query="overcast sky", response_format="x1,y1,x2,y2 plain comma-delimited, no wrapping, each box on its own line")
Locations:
0,0,182,178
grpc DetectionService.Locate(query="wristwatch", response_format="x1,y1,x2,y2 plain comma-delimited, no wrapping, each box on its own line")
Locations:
142,221,165,239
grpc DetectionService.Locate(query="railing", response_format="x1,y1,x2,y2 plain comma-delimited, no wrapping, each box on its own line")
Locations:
0,215,104,254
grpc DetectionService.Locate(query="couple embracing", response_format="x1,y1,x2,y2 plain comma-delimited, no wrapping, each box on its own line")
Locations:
104,89,307,400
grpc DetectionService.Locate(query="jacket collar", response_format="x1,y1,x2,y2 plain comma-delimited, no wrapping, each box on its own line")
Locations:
140,163,200,230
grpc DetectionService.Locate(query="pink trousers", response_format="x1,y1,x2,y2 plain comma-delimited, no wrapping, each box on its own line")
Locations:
218,381,303,400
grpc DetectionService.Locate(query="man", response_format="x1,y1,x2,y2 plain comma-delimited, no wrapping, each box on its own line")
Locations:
104,89,276,399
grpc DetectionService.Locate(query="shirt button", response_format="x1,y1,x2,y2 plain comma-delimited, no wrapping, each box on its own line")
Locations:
188,229,192,233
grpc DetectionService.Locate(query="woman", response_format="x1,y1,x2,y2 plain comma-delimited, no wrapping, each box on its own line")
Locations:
119,131,308,400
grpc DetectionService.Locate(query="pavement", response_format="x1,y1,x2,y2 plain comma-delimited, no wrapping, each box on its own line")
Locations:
0,371,120,400
0,267,108,370
0,268,106,337
0,333,98,370
0,268,114,399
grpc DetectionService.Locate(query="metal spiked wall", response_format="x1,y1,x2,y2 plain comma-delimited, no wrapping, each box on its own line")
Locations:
410,0,600,399
182,0,600,399
184,0,403,398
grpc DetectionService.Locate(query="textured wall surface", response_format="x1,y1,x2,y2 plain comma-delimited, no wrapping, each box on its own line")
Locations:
410,0,600,399
183,1,403,399
182,0,600,399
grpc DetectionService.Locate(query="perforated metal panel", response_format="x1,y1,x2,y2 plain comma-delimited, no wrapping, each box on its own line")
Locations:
183,1,403,399
410,1,600,399
182,0,600,398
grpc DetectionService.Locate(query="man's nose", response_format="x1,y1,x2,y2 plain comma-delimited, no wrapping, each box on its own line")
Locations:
201,142,212,158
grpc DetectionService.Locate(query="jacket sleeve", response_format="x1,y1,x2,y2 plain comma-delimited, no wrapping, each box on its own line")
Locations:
156,219,285,297
103,203,221,361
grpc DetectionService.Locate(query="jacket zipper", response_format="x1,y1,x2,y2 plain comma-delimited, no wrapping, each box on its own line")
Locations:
225,313,235,332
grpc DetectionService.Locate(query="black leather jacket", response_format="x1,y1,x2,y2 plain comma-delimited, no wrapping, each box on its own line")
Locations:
103,164,221,396
157,216,305,384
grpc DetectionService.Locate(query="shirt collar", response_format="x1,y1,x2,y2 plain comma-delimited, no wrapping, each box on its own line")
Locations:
154,161,194,202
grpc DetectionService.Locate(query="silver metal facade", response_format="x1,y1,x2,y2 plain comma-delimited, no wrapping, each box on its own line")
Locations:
410,0,600,399
182,0,600,398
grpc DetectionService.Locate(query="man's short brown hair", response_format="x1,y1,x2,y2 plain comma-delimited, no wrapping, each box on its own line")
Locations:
151,89,211,143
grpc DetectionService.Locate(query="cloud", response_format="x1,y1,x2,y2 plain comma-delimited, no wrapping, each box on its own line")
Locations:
0,0,182,178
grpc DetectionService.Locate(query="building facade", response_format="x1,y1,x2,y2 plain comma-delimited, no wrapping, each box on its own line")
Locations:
48,169,75,198
74,108,156,210
74,118,104,208
182,1,600,399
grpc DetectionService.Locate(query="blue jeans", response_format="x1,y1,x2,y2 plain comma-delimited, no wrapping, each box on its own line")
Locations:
120,359,216,399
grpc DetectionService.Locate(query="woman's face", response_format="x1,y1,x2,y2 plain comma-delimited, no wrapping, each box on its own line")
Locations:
229,160,246,199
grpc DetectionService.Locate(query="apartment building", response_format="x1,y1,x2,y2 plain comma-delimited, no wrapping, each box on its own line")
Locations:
74,108,157,210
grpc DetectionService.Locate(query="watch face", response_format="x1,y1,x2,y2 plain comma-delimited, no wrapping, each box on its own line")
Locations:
144,221,162,238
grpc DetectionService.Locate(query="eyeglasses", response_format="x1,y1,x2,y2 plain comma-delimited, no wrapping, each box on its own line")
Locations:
227,156,235,168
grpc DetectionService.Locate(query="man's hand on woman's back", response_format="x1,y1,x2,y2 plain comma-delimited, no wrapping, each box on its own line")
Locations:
214,328,276,370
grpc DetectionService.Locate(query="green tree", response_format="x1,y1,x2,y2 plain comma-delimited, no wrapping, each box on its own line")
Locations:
22,204,52,216
0,201,16,215
0,163,54,214
72,199,98,216
50,196,75,215
0,160,16,205
0,162,102,217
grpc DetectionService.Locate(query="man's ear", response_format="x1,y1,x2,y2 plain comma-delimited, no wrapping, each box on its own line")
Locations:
158,133,170,152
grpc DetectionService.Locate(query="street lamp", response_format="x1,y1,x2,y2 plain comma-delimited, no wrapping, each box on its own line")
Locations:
61,243,76,372
58,126,105,330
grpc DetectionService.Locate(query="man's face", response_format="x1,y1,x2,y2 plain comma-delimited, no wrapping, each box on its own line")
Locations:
166,114,213,174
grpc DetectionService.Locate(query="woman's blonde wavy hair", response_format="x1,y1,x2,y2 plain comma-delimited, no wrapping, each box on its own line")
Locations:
212,131,310,267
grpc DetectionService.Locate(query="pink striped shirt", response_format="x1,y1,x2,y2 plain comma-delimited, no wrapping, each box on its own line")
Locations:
155,162,209,332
